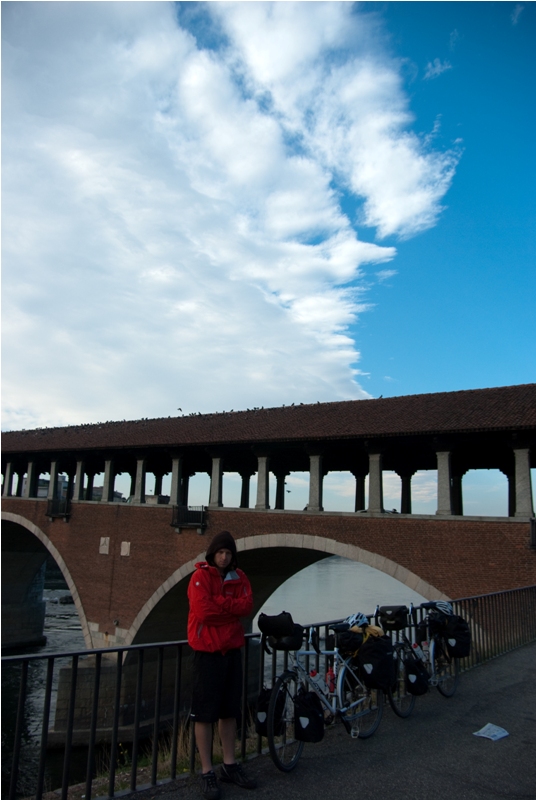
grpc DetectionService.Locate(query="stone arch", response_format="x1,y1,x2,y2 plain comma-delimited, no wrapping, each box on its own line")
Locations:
124,533,450,646
1,511,92,649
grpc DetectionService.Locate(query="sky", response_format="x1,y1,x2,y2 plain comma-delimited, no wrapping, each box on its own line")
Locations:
2,2,535,514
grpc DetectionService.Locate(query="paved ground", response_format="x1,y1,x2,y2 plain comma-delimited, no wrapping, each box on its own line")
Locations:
130,643,536,800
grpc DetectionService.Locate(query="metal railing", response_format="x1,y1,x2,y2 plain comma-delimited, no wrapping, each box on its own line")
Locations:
2,586,535,800
170,506,206,531
46,499,72,519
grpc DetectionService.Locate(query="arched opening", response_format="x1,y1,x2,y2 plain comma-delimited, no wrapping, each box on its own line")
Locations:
462,469,508,517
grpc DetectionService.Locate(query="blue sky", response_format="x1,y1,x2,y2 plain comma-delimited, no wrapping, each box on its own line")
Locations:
2,2,534,513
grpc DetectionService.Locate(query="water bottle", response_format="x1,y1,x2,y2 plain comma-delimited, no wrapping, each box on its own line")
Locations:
421,640,430,659
411,642,427,662
326,667,335,693
309,670,328,694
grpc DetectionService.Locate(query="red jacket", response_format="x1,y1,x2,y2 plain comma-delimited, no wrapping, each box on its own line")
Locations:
187,561,253,653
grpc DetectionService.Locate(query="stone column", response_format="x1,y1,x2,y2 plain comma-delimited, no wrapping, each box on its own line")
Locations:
154,473,163,496
239,471,253,509
66,471,75,501
352,473,366,512
209,456,224,508
2,462,13,498
85,471,95,501
170,456,183,506
133,458,146,504
15,472,24,497
451,473,464,516
72,461,85,502
48,461,59,500
400,473,413,515
436,451,453,515
368,453,383,513
507,473,516,517
255,455,270,510
307,455,324,512
102,459,115,502
514,447,534,517
182,473,191,507
23,461,38,499
274,472,288,510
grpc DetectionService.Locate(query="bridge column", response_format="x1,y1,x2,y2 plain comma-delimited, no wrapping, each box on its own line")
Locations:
514,447,534,517
399,471,415,514
274,471,289,510
182,473,191,507
239,471,253,508
506,472,516,517
23,460,38,499
255,455,270,509
153,472,164,496
451,471,465,516
48,460,59,500
85,471,95,501
368,453,383,513
133,458,146,503
209,456,224,508
436,451,453,515
307,454,324,512
170,456,183,505
73,460,85,501
352,472,366,512
2,462,14,497
14,471,24,497
102,459,116,502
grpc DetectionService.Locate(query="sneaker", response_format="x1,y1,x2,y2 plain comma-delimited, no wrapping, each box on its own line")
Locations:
201,770,221,800
220,763,257,790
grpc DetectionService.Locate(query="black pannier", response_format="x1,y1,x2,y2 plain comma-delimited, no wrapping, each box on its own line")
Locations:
294,690,325,743
378,605,409,632
444,615,471,658
356,635,396,692
255,686,285,736
403,654,429,696
336,629,363,655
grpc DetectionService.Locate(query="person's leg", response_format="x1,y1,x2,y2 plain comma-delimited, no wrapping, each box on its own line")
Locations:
195,721,214,774
218,717,237,765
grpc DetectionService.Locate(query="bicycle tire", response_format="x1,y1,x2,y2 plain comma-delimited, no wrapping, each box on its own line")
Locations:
267,671,305,772
387,645,416,718
432,637,459,697
338,663,383,738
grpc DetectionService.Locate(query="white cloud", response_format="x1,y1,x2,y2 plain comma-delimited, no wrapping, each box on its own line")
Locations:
511,5,524,25
424,59,453,80
2,2,459,429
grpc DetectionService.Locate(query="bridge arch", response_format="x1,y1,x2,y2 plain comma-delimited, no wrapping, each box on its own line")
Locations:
125,533,449,647
1,511,92,649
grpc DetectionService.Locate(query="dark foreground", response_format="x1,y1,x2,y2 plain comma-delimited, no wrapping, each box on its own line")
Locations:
127,643,536,800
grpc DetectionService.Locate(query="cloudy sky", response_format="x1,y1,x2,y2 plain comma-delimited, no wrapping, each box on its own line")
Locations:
2,2,535,513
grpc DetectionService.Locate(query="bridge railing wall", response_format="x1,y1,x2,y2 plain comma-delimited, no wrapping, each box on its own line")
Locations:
3,585,536,800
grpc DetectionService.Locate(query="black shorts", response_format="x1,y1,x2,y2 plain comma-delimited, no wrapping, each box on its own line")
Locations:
190,649,243,723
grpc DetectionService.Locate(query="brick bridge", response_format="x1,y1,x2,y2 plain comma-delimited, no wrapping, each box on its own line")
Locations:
2,384,535,650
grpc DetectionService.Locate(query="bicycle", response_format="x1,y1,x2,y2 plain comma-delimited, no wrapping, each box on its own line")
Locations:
378,601,460,719
261,614,383,772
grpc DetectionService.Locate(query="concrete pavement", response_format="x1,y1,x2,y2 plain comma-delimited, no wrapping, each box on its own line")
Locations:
129,642,536,800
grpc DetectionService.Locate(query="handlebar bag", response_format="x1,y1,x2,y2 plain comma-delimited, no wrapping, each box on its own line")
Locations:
255,686,285,736
294,690,325,743
444,615,471,658
356,635,395,691
403,653,429,696
336,629,363,655
269,623,305,651
258,611,295,638
378,605,409,632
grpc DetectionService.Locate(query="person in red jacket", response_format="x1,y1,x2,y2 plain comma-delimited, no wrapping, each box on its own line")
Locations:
188,530,256,800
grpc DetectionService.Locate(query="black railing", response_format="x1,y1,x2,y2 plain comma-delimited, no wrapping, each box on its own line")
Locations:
46,498,72,519
170,506,206,531
2,586,536,800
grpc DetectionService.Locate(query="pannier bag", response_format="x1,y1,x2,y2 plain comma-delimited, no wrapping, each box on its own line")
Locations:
356,635,395,692
294,690,325,743
268,623,305,652
336,629,363,655
427,609,449,636
255,686,285,736
378,605,409,632
258,611,295,638
403,654,429,696
444,615,471,658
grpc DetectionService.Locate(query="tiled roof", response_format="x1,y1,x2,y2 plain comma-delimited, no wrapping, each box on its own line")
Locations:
2,384,535,455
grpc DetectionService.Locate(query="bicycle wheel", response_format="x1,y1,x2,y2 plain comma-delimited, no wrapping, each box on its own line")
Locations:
387,646,416,718
433,638,460,698
267,671,305,772
338,663,383,738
